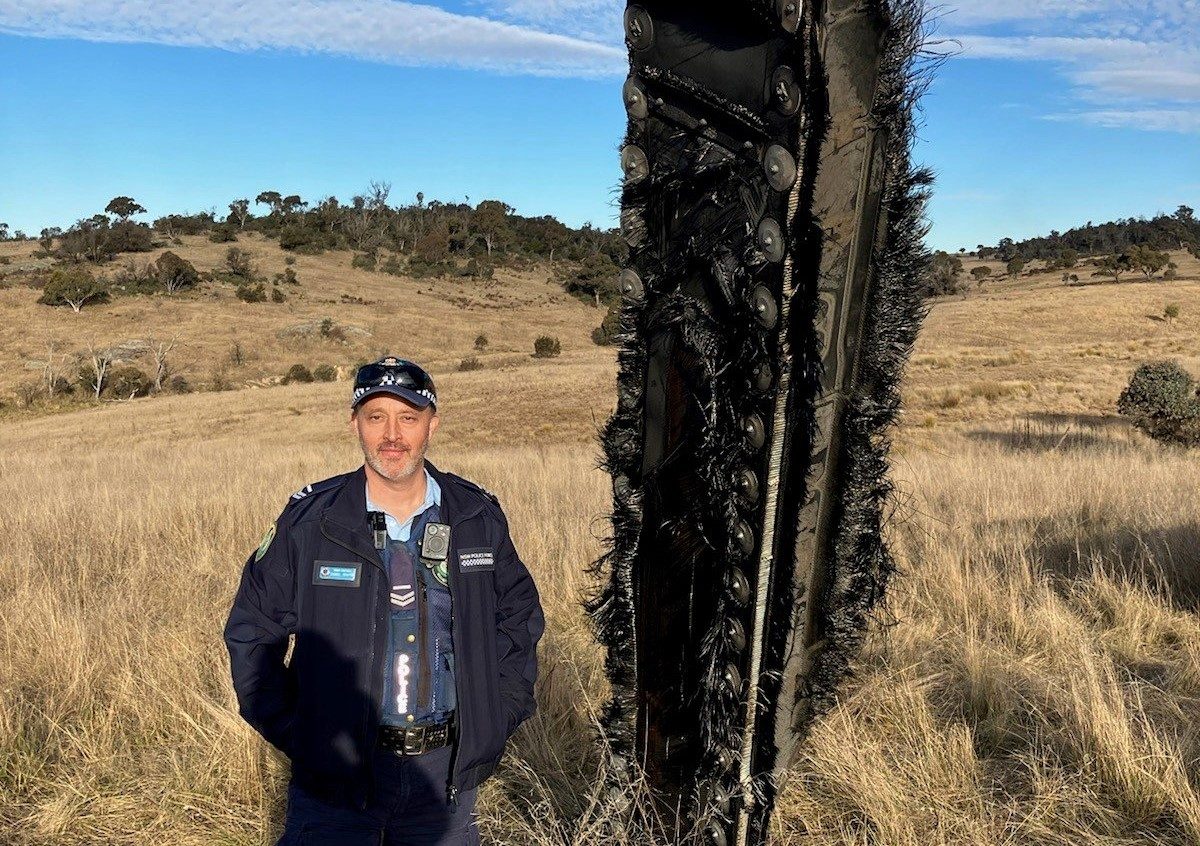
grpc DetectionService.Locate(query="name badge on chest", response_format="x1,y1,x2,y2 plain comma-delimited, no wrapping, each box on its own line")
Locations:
312,560,362,588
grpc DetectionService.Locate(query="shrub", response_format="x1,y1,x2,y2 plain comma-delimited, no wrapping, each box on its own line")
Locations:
532,335,561,359
38,267,110,311
1117,360,1200,446
463,258,494,279
111,260,158,294
106,365,153,398
271,287,286,303
283,364,314,384
458,356,484,372
225,247,255,279
591,304,621,346
154,251,201,294
1164,303,1181,325
381,255,404,276
312,363,337,382
167,374,192,394
284,256,296,266
208,225,238,243
474,334,488,351
236,281,267,303
274,267,299,285
351,253,377,272
279,224,329,254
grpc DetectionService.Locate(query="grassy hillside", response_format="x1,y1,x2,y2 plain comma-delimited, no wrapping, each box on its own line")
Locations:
2,240,1200,844
0,234,609,407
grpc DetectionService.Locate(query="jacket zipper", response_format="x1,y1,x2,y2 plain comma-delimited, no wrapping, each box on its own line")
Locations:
417,576,431,712
321,520,385,810
445,533,463,811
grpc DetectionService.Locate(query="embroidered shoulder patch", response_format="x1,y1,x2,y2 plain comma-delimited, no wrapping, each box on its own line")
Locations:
458,548,495,572
254,524,276,562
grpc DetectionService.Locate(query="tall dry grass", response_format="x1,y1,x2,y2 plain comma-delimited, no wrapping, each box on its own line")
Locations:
2,398,1199,844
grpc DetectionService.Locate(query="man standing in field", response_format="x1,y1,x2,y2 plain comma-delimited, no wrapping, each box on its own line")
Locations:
224,357,544,845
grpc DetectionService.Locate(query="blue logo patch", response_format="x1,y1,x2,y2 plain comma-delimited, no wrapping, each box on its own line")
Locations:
320,566,357,581
312,560,362,588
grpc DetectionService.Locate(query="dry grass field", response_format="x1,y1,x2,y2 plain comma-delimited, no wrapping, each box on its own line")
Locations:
2,242,1200,844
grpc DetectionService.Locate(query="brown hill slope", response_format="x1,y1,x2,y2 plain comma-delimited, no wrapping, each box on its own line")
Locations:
0,233,609,405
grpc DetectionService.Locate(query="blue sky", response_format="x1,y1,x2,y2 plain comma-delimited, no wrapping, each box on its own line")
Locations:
0,0,1197,251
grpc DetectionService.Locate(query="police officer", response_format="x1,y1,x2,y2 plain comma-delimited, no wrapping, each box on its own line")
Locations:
224,357,544,845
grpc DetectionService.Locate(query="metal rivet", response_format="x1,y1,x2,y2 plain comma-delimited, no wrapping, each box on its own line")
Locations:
716,747,735,772
624,6,654,50
727,568,750,606
778,0,800,33
728,618,747,652
757,218,785,262
735,468,760,504
620,145,649,184
752,286,778,329
723,662,743,694
771,66,800,116
620,268,644,300
764,144,797,191
406,634,416,643
623,76,649,120
743,414,765,451
620,207,646,247
733,520,755,557
753,363,773,392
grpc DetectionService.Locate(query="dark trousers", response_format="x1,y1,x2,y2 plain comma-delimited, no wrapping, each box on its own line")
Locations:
276,745,480,846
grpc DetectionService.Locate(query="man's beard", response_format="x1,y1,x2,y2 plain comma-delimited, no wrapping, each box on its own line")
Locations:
362,437,426,482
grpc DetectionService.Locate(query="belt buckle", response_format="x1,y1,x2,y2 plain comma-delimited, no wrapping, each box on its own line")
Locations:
403,728,424,756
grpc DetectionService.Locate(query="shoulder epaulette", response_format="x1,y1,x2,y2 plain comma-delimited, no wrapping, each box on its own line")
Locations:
447,473,500,506
284,473,348,511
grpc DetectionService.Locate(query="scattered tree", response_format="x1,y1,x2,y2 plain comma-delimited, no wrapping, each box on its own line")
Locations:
104,196,147,222
1006,257,1026,277
154,251,201,294
1164,303,1181,327
225,247,255,279
38,267,111,312
1128,244,1170,279
1095,253,1133,283
970,266,992,285
228,199,251,229
474,334,488,352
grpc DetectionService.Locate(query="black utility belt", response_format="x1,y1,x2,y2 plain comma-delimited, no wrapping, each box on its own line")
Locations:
379,720,454,756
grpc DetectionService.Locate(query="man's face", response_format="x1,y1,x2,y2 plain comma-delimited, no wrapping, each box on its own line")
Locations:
351,395,440,482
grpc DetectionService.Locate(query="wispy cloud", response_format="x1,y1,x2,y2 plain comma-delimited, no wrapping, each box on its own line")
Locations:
944,0,1200,133
0,0,626,77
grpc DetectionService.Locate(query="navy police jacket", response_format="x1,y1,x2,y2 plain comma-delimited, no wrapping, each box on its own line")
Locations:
223,462,544,807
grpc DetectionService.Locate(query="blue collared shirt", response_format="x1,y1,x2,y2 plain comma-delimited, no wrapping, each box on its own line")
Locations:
365,468,442,542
